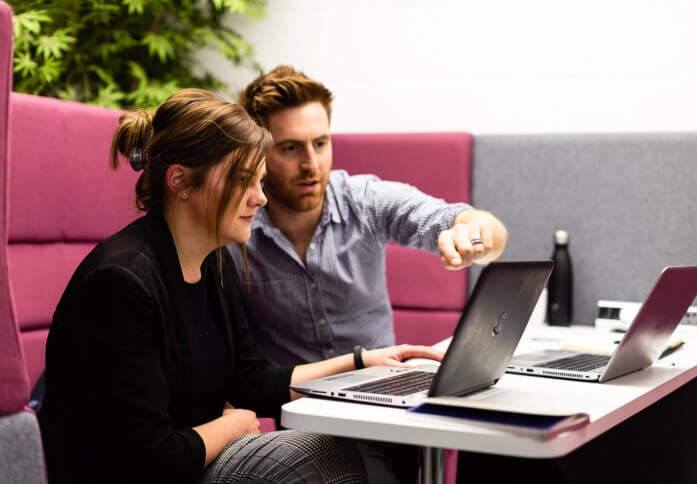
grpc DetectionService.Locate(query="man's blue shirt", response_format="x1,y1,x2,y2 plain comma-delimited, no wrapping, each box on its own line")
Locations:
228,170,470,366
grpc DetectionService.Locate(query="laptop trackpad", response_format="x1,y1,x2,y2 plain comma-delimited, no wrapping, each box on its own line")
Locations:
512,349,574,364
323,373,375,384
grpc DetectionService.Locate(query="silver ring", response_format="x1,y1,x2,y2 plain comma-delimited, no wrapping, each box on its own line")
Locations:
470,237,484,245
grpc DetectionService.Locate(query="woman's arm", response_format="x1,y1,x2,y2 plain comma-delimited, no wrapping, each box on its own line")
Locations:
193,404,261,466
289,344,444,400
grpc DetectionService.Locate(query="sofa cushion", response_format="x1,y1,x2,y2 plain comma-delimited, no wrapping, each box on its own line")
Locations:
8,94,137,240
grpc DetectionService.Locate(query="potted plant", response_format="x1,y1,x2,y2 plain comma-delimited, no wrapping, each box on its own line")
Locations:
10,0,266,109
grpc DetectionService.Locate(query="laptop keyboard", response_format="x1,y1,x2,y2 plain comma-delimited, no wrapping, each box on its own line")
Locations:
345,371,434,396
537,353,611,372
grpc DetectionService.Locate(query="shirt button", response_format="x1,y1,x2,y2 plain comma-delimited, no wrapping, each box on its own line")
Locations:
318,318,326,325
309,243,316,250
310,282,317,289
327,348,335,355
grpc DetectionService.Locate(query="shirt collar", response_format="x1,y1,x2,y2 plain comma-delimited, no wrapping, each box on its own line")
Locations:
325,179,346,224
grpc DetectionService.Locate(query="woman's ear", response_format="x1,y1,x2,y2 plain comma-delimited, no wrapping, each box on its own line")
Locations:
166,164,191,199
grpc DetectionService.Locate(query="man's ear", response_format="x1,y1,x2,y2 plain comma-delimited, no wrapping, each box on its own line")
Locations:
166,164,191,199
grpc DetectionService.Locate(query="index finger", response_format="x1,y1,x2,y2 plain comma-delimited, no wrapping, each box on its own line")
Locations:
438,229,464,267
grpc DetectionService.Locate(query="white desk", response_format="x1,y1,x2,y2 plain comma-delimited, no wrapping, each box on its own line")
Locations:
281,325,697,483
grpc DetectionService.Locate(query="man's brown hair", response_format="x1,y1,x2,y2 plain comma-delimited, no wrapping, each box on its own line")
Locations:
238,65,334,128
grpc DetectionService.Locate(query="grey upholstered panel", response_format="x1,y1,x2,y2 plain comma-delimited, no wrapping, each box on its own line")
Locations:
0,411,46,483
470,132,697,325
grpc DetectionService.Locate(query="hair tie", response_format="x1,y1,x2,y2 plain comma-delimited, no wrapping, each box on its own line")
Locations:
129,147,146,171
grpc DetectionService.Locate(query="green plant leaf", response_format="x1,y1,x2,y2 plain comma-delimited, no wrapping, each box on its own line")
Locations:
212,0,248,14
88,65,117,86
37,59,63,85
13,10,52,37
212,0,267,17
216,29,253,62
57,85,78,101
13,52,39,78
128,61,148,85
94,84,127,109
36,29,76,60
122,0,146,16
127,78,182,110
142,32,176,63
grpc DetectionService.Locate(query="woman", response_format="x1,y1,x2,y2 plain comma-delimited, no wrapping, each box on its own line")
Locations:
39,88,443,484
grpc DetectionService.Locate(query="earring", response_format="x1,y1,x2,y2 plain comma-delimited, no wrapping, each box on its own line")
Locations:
180,191,189,199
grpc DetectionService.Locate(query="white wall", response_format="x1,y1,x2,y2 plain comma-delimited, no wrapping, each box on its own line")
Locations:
205,0,697,134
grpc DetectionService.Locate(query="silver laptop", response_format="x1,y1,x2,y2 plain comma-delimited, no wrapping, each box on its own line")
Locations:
290,260,554,408
506,265,697,383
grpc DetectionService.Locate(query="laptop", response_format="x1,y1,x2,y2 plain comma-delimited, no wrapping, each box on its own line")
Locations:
506,265,697,383
290,260,554,408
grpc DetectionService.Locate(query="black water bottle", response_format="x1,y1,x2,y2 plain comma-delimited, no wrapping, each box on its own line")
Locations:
547,229,573,326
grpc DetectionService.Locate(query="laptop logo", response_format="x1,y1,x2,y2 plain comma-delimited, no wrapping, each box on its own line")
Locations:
493,312,507,335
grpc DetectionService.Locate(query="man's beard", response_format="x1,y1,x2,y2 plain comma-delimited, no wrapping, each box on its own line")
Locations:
264,172,328,212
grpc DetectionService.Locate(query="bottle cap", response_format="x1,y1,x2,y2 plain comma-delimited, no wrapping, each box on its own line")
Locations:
554,229,569,245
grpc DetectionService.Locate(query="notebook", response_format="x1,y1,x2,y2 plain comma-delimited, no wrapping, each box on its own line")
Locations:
290,260,554,408
506,265,697,383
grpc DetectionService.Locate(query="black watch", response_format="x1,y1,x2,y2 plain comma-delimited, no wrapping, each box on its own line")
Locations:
353,345,365,370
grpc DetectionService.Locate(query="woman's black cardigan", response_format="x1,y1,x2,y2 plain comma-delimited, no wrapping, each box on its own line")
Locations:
40,210,292,484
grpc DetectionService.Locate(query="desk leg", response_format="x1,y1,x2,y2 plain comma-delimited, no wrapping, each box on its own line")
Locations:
420,447,445,484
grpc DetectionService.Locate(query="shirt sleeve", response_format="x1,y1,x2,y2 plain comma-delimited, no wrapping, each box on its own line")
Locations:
347,173,472,253
79,266,205,484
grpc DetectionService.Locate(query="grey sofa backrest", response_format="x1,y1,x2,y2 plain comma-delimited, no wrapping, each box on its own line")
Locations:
470,132,697,325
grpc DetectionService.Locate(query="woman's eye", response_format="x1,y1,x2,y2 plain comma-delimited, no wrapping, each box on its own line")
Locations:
238,177,248,185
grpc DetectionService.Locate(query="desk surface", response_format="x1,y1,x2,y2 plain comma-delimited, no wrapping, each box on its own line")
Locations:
281,325,697,459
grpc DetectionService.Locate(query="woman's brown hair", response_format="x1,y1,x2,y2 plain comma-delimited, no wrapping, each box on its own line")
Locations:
109,88,272,275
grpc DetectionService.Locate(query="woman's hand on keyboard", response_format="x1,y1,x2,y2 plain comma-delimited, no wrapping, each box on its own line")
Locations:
364,344,444,368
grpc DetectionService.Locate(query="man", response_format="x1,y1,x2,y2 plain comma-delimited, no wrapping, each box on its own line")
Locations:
228,65,508,483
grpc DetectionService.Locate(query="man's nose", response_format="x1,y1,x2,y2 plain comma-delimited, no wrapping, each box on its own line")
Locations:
300,145,319,171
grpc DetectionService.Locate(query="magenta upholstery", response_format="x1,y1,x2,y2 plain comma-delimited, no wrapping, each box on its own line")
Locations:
332,132,473,345
0,3,48,482
0,0,30,416
7,93,139,387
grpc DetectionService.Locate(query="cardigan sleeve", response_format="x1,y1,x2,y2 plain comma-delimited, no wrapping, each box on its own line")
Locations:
78,265,205,484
